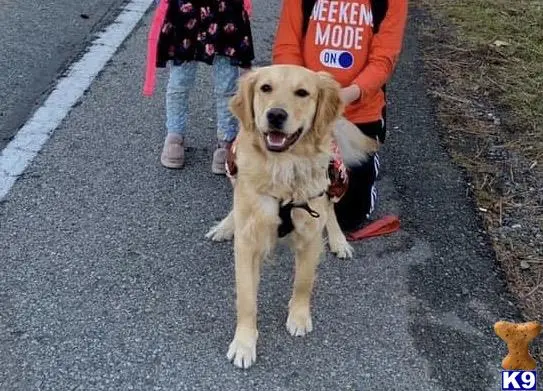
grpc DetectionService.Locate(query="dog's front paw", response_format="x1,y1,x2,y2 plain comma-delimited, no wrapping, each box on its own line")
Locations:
329,236,354,259
227,329,258,369
286,306,313,337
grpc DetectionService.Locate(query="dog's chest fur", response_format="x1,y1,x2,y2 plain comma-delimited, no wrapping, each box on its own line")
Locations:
237,148,330,203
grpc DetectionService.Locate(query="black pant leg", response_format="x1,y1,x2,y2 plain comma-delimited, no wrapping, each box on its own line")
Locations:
333,120,384,232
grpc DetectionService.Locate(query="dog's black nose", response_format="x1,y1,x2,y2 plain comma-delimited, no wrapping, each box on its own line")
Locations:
266,108,288,129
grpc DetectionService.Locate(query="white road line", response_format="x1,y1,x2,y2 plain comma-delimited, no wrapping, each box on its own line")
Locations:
0,0,154,201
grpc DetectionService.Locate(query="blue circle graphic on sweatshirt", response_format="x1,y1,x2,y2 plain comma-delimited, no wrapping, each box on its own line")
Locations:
320,49,354,69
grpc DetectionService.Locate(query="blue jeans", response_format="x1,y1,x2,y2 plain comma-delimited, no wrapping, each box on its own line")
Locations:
166,56,239,143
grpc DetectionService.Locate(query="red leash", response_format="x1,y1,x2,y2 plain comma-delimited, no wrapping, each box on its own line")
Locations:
346,215,400,241
143,0,169,97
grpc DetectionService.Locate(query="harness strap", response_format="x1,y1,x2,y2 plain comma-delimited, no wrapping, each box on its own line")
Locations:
327,140,348,202
278,193,324,238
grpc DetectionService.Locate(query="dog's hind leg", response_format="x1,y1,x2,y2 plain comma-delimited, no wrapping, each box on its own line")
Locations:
325,203,353,259
286,235,323,337
205,210,235,241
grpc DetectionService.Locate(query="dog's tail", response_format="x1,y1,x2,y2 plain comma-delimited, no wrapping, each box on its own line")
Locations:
332,117,379,167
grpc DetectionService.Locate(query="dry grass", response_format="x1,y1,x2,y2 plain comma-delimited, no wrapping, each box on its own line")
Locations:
413,0,542,359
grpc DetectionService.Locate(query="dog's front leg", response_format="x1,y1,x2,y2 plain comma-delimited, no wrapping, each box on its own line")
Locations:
227,197,278,369
287,235,323,336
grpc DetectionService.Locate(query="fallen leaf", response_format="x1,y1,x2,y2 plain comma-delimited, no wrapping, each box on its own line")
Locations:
492,40,510,47
520,260,530,270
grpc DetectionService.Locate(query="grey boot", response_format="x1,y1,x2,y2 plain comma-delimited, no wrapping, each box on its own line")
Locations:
161,133,185,169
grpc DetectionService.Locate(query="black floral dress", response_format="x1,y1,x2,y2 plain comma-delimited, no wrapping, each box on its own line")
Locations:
156,0,255,69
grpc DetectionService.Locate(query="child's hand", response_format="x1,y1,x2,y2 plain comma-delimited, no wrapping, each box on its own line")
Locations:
340,85,362,105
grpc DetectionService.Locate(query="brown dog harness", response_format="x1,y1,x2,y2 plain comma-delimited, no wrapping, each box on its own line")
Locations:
225,140,349,237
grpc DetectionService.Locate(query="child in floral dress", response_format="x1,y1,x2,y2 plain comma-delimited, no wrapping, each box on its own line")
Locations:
144,0,255,173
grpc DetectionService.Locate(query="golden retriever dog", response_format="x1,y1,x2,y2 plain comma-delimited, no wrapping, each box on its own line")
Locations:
205,65,378,369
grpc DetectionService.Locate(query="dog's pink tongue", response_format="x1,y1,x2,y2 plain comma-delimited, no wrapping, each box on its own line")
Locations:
267,132,287,146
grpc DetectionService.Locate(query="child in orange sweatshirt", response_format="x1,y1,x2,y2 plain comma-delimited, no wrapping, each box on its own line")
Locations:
272,0,408,233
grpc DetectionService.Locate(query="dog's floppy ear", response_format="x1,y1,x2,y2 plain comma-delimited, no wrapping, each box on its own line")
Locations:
313,71,344,135
229,69,258,130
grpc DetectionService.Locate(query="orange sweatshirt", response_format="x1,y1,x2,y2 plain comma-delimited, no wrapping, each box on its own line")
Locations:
272,0,408,124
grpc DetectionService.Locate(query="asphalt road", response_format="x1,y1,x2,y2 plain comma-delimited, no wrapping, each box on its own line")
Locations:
0,0,126,149
0,1,529,390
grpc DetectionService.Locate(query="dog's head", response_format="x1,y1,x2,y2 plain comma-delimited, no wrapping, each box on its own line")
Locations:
230,65,343,153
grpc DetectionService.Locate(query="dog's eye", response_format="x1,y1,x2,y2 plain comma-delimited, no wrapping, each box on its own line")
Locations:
295,89,309,98
260,84,272,93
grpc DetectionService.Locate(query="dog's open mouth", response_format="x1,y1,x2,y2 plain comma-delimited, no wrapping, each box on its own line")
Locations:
264,128,303,152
